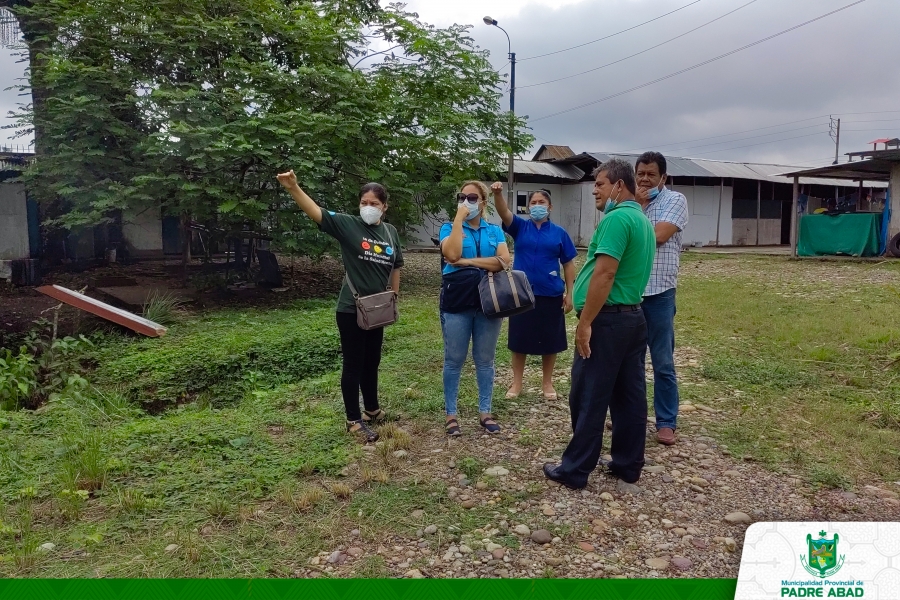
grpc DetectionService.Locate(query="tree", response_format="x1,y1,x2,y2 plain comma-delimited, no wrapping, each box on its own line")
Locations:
10,0,532,259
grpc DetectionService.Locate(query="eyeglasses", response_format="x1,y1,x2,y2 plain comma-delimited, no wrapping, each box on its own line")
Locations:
456,193,480,203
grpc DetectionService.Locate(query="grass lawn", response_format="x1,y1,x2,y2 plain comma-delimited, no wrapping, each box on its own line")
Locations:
1,251,898,577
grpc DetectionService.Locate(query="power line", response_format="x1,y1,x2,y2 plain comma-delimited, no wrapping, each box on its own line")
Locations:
650,123,829,153
686,131,830,156
613,115,829,152
610,111,900,153
518,0,702,62
530,0,867,123
520,0,759,89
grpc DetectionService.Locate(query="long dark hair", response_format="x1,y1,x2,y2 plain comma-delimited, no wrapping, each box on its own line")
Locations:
359,182,389,204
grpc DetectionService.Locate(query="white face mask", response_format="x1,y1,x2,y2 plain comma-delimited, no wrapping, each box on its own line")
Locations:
360,205,383,225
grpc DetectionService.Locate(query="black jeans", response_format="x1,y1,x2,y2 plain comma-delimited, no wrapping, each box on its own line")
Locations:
558,309,648,486
335,311,384,422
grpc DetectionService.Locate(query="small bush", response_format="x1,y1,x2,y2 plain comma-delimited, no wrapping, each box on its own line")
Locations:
94,304,341,408
143,290,183,326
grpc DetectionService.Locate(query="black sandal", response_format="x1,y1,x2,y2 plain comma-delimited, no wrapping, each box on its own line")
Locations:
445,418,461,437
362,408,390,424
347,420,379,443
479,416,501,434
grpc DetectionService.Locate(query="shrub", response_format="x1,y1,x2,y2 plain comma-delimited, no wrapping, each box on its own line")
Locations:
94,304,341,408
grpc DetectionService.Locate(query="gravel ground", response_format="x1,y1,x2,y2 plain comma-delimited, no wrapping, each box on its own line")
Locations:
293,345,900,579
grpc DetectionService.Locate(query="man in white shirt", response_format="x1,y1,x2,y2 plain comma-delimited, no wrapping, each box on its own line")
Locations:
635,152,688,446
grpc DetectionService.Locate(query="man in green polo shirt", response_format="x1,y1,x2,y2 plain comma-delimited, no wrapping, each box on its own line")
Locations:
543,158,656,489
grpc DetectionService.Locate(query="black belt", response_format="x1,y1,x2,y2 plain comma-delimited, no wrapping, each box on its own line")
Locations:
576,305,641,318
601,304,640,313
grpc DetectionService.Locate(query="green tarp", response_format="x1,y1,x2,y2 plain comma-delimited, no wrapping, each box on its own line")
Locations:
798,213,882,257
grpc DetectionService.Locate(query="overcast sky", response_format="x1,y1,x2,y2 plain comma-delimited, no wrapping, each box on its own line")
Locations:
2,0,898,166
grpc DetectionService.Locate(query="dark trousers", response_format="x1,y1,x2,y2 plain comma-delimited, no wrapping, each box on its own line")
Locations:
558,309,648,486
335,311,384,422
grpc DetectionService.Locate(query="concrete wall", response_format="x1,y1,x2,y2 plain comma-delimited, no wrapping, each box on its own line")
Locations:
731,218,781,245
670,183,733,247
123,205,164,257
0,183,30,260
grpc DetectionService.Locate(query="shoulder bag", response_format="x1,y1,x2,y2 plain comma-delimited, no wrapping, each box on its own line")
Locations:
345,229,399,330
478,257,535,319
439,228,483,313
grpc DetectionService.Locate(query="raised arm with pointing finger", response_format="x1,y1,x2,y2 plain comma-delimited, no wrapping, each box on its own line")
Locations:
491,182,515,228
276,170,322,224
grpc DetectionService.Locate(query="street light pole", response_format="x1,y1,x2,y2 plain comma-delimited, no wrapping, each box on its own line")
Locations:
484,16,516,211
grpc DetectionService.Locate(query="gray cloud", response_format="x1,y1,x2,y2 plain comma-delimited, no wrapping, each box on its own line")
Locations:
430,0,900,166
3,0,899,166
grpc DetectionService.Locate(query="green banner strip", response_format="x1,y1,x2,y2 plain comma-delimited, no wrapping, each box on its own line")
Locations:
0,579,737,599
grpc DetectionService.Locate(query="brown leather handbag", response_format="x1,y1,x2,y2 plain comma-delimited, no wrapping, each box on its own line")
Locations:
344,273,398,330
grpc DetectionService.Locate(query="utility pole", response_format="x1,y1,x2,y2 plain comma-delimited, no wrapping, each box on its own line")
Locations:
485,16,516,209
830,116,841,165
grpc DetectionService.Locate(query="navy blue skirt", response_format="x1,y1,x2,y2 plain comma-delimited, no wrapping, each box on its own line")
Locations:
507,295,568,355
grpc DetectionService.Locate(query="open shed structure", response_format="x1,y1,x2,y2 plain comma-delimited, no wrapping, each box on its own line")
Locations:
783,148,900,257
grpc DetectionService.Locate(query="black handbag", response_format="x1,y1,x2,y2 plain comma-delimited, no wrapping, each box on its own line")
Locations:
478,257,535,319
439,227,484,314
440,267,483,313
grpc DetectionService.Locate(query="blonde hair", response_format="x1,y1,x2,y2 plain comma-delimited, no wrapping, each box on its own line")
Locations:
460,180,489,203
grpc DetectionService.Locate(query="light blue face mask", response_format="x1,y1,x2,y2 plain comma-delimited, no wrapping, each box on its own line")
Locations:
647,186,661,201
529,205,549,221
463,201,481,221
603,183,622,214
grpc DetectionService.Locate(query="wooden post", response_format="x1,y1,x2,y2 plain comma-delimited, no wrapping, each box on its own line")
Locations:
715,178,723,246
755,180,761,246
790,176,799,257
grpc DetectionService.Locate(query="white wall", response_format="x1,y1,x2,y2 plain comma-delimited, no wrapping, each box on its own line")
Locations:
123,205,163,256
671,183,733,247
0,183,30,260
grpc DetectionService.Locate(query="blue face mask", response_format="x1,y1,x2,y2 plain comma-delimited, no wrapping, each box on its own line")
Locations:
529,205,549,221
648,186,661,201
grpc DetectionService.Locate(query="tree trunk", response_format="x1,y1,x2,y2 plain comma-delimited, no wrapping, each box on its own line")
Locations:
181,212,192,281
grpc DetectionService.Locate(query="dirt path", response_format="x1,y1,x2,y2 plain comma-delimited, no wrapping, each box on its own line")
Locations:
296,349,900,579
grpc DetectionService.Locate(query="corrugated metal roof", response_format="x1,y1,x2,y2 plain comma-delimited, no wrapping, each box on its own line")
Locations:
579,153,886,188
588,152,716,177
513,159,583,181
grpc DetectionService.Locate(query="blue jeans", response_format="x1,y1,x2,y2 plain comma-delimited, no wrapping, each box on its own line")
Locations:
441,309,503,415
641,288,679,430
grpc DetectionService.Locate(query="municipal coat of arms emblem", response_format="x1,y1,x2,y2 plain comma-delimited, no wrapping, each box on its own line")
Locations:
801,530,845,578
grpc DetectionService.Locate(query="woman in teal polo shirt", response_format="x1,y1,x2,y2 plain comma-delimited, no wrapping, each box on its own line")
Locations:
440,181,511,436
491,183,577,401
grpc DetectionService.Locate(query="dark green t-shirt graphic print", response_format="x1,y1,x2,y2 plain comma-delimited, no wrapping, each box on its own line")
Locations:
318,210,404,313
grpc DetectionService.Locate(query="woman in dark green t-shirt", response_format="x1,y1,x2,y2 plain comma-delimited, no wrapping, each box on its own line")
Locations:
277,170,403,444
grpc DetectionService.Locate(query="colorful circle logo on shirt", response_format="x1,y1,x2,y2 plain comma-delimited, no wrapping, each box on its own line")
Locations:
385,246,394,256
361,241,371,250
374,245,383,254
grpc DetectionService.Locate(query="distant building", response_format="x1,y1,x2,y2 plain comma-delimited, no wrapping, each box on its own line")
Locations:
407,146,888,248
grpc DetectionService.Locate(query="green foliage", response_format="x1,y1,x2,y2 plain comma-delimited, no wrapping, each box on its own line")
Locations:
1,319,93,411
14,0,532,256
700,354,814,390
142,291,183,326
93,304,341,407
58,430,109,492
0,348,36,411
456,456,483,480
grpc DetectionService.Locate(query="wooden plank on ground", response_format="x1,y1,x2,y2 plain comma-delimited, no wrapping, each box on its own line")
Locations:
36,284,167,337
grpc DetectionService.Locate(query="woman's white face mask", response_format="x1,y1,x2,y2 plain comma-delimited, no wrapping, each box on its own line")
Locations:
360,205,383,225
